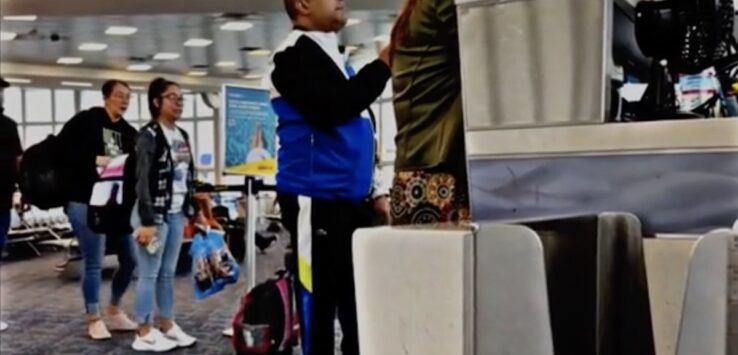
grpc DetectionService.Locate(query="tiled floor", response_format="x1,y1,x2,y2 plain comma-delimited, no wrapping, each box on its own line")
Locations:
0,233,329,355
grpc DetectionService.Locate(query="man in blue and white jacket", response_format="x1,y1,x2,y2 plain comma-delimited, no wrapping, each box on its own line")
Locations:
268,0,391,354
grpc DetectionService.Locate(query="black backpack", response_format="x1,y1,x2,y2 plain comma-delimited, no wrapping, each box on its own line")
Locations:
18,135,68,210
232,271,297,355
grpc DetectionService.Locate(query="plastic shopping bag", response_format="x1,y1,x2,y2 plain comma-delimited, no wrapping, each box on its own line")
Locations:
207,229,240,288
190,228,241,300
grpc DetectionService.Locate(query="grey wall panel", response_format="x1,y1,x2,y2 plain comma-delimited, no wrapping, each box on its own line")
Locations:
475,224,554,355
468,152,738,233
457,0,609,129
676,230,732,355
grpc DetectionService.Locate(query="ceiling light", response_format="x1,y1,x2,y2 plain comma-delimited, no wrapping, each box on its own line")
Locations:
57,57,84,65
78,42,108,51
105,26,138,36
184,38,213,47
0,32,18,41
181,89,192,93
153,52,180,60
188,70,208,77
243,74,263,80
346,18,362,26
127,64,152,71
248,49,271,57
130,85,146,90
61,81,93,88
216,61,237,68
2,15,37,21
4,78,32,84
220,21,254,31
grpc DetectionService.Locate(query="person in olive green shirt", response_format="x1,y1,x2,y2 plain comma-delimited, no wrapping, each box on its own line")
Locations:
389,0,470,225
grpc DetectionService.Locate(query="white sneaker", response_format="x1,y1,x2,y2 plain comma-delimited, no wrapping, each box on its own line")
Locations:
132,328,178,352
106,312,138,331
88,319,112,340
163,323,197,348
0,321,8,332
222,326,234,337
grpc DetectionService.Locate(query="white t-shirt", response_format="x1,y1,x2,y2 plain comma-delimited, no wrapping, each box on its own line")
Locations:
161,124,192,213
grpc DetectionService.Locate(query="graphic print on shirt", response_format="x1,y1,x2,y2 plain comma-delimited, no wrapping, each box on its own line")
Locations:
162,126,191,212
103,127,123,157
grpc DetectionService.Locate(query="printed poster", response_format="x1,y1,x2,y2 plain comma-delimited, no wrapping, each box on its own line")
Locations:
220,85,277,176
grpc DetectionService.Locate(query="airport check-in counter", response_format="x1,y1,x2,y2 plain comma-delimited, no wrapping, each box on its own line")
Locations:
353,0,738,354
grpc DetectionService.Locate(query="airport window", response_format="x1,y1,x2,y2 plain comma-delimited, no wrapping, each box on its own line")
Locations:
3,87,23,122
198,171,216,185
25,125,53,147
379,101,397,162
178,121,195,145
197,120,215,169
127,93,140,120
54,89,76,123
181,94,195,119
24,88,53,123
139,93,151,120
196,94,214,117
221,175,246,186
16,126,24,147
80,90,101,111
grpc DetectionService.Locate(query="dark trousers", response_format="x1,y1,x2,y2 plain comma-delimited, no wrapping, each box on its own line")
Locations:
278,192,369,355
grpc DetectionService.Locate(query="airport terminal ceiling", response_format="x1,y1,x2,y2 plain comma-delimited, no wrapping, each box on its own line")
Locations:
0,13,396,80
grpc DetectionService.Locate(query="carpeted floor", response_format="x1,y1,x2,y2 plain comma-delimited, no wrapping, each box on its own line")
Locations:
0,232,344,355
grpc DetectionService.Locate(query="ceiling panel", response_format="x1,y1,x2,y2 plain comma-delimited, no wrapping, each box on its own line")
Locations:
0,11,397,79
0,0,403,16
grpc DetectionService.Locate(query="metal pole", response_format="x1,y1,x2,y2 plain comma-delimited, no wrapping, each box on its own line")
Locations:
245,178,257,290
728,234,738,354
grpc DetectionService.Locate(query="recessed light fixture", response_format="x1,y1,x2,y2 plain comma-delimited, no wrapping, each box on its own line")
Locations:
2,15,37,21
105,26,138,36
188,70,208,77
220,21,254,31
4,78,32,84
0,32,18,41
181,89,192,93
184,38,213,47
130,85,146,90
61,81,93,88
57,57,84,65
78,42,108,51
248,49,271,57
346,18,362,26
127,64,152,71
243,74,263,80
216,61,237,68
153,52,180,60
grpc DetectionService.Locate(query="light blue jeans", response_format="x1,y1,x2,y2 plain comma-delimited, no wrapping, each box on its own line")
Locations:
130,208,185,325
67,201,137,316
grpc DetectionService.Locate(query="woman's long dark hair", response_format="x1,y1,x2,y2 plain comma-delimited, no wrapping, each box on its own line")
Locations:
147,77,179,119
389,0,419,63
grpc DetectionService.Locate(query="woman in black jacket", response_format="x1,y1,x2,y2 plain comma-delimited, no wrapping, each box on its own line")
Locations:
57,79,139,340
129,77,198,352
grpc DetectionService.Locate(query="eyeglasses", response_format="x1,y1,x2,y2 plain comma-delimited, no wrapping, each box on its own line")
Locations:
161,93,185,104
112,93,131,101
